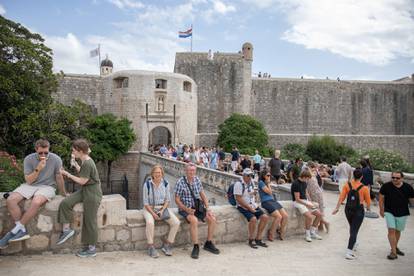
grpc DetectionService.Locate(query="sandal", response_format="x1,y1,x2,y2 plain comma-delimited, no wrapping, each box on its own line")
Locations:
267,230,274,242
276,229,284,240
387,253,398,260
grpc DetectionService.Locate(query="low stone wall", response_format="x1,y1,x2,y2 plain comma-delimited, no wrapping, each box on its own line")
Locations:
0,194,305,256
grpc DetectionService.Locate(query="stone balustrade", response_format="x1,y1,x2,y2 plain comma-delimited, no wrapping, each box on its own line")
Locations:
0,193,305,256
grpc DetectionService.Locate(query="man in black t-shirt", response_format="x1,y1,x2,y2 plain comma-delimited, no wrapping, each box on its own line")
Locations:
230,146,240,173
291,169,323,242
379,171,414,260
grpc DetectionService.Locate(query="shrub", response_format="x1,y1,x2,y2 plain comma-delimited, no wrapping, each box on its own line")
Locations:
350,149,414,173
281,143,310,161
305,135,356,164
217,113,268,156
0,152,24,192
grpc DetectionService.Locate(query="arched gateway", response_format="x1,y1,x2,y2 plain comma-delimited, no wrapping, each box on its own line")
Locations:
149,126,172,146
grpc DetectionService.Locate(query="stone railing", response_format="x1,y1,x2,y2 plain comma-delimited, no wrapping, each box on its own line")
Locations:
0,193,305,255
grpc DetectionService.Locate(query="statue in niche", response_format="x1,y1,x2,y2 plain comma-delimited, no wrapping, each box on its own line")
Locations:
157,96,165,111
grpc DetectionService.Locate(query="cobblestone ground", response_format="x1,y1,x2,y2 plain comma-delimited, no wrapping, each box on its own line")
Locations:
1,190,413,276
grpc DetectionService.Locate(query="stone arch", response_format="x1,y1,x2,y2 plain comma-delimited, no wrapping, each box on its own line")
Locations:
149,126,172,147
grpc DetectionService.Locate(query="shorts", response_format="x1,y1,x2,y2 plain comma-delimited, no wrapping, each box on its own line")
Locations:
272,174,281,182
237,206,265,222
262,200,283,214
293,201,319,215
253,163,260,171
178,209,205,223
384,212,407,232
13,184,56,201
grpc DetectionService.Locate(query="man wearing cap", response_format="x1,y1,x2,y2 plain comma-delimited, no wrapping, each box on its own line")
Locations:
0,139,65,249
234,168,269,248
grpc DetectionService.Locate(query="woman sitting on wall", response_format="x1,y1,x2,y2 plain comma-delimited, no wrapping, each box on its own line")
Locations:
258,169,289,241
57,139,102,257
143,164,180,258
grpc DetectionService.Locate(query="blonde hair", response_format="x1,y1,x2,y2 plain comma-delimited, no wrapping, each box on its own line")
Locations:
151,164,164,178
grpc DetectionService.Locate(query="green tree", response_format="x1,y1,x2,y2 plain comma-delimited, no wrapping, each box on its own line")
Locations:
305,135,356,164
0,15,57,157
85,114,136,189
217,113,268,155
281,143,311,161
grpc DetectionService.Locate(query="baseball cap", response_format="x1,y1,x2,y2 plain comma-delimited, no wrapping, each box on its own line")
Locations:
242,168,254,176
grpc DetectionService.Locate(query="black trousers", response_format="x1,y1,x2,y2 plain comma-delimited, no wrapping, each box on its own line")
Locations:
345,206,365,250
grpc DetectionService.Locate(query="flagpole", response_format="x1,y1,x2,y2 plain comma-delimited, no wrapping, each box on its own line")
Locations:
190,24,193,52
98,44,101,76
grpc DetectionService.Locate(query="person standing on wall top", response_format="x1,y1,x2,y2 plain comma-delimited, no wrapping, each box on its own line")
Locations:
379,171,414,260
0,139,65,249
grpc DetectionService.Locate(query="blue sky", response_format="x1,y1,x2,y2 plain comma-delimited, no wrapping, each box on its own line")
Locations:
1,0,413,80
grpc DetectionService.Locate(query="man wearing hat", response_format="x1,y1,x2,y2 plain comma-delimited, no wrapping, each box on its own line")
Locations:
234,168,269,248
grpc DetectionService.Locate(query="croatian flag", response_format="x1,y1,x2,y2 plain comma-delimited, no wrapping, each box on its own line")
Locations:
178,27,192,38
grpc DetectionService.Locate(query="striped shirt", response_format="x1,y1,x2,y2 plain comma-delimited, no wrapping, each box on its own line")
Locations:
174,176,203,210
143,178,171,206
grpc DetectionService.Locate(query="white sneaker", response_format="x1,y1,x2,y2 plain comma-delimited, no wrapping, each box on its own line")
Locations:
345,252,356,260
311,233,323,240
305,235,312,242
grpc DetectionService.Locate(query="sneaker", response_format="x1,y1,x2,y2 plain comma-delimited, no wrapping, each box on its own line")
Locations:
76,247,97,258
56,229,75,245
9,229,30,242
305,235,312,242
191,244,199,259
148,246,159,258
310,233,323,240
345,252,356,260
248,239,258,249
161,243,172,256
387,253,398,260
203,240,220,254
255,239,268,248
396,248,405,256
0,232,14,249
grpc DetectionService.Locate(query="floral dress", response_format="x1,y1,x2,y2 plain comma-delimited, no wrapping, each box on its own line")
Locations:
307,176,325,212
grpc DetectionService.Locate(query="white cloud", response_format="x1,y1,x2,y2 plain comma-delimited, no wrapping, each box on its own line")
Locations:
107,0,144,9
213,0,236,14
251,0,414,66
0,4,6,15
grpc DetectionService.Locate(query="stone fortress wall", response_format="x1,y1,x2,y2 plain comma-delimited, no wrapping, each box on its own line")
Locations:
174,45,414,163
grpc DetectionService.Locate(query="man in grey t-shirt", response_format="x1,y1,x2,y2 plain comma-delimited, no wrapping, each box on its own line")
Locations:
0,139,65,249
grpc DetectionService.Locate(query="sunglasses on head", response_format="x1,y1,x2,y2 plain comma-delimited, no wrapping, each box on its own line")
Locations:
391,177,401,180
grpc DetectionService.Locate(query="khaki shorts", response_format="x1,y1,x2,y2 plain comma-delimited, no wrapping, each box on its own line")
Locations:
293,201,319,215
13,184,56,201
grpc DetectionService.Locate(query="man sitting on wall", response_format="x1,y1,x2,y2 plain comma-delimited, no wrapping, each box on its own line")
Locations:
174,163,220,259
0,139,65,249
234,168,269,248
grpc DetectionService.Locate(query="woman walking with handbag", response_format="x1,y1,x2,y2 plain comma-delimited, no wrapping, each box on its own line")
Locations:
143,165,180,258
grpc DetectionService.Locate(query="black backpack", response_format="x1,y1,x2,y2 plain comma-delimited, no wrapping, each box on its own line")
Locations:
345,182,364,212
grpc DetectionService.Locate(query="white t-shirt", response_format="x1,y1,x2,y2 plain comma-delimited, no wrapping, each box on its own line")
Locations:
336,162,353,180
233,180,257,209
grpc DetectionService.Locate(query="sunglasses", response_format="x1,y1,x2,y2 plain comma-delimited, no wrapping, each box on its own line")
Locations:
38,152,49,155
391,177,401,180
265,174,271,177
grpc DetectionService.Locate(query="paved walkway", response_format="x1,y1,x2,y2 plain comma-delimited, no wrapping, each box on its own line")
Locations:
1,191,413,276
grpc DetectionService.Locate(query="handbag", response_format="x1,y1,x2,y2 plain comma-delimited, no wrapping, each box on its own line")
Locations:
184,177,207,221
151,182,171,220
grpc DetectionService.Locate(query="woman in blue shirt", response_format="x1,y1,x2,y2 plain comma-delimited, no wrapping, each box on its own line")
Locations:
258,169,289,241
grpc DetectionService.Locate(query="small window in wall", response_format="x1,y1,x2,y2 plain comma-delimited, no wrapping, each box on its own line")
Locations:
156,95,165,112
114,77,129,88
183,81,192,92
155,79,167,89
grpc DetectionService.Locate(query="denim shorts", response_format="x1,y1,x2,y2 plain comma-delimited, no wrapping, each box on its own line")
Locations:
237,206,265,222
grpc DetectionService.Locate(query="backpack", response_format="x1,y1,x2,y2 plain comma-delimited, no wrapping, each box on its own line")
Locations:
345,181,364,212
227,182,245,206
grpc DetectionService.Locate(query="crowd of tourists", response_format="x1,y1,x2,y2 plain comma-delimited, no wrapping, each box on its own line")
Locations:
0,140,413,262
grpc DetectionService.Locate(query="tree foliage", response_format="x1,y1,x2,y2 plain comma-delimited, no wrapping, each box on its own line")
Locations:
85,114,136,187
305,135,356,164
0,15,57,157
217,113,268,155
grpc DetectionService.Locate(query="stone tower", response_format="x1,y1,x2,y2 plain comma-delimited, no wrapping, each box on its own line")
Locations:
173,43,253,144
101,56,113,76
